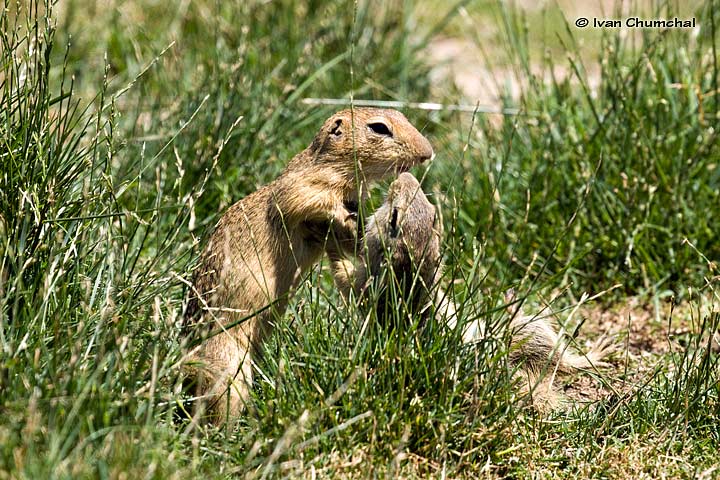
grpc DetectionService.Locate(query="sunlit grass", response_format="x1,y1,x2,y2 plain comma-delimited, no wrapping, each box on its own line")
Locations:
1,0,718,477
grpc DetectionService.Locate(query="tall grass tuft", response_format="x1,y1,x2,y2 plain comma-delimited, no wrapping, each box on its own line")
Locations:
1,1,195,476
0,0,719,477
433,1,720,297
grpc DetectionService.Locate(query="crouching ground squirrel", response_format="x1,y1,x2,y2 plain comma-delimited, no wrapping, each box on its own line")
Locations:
183,108,433,425
331,172,443,322
332,172,613,409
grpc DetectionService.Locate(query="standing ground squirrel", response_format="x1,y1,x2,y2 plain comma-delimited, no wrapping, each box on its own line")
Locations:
183,108,433,424
333,172,613,409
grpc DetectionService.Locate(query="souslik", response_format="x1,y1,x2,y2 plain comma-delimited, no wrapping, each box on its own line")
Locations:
332,172,614,408
183,108,433,425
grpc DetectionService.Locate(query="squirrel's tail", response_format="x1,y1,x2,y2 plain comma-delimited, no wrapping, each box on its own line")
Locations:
508,313,615,375
554,334,616,371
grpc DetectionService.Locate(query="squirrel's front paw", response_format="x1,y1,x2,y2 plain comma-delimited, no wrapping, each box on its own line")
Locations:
325,203,359,260
302,203,359,260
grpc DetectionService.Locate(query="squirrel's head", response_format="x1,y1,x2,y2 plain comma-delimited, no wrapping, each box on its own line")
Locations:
367,172,441,272
308,108,434,182
363,173,442,319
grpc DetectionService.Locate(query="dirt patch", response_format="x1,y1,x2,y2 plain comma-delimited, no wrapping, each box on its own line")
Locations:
422,0,694,111
580,295,718,357
557,294,720,403
426,37,601,109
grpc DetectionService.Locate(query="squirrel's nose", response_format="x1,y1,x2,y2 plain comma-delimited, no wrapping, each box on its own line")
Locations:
416,136,434,162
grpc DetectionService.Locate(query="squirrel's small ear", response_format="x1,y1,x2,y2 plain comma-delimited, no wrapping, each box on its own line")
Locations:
311,118,343,152
389,207,399,238
329,118,343,137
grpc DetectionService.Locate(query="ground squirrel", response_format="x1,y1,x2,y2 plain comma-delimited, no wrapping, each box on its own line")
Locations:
331,172,443,323
332,172,612,409
183,108,433,425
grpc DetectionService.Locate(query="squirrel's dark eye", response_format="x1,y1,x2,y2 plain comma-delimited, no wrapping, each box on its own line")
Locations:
368,122,393,137
344,199,358,214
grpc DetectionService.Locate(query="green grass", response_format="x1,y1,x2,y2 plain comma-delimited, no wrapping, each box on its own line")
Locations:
1,0,719,477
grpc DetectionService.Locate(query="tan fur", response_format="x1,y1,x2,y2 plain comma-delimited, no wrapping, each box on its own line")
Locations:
184,108,433,425
333,173,613,410
492,300,614,410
